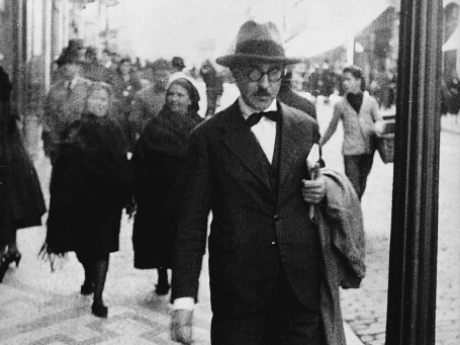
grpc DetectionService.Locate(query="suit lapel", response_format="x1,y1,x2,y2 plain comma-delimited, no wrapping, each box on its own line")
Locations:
219,102,272,191
278,103,308,187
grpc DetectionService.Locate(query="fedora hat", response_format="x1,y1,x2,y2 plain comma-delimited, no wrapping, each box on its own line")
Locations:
216,21,300,67
172,56,186,69
55,46,81,67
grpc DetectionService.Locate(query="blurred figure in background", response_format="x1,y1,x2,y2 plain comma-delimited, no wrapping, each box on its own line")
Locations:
81,46,113,84
42,44,92,165
0,66,46,282
132,78,202,295
169,56,188,82
130,68,171,140
43,82,134,318
278,70,317,119
320,60,335,104
308,65,322,102
320,65,384,199
370,67,391,109
110,58,143,151
199,59,223,118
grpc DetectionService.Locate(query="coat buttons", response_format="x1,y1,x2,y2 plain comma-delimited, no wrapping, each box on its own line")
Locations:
274,215,280,222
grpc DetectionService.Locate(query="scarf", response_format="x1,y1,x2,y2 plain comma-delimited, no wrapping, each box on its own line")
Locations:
346,92,364,114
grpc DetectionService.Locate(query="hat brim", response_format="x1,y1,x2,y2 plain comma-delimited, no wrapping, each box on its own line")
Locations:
216,53,301,67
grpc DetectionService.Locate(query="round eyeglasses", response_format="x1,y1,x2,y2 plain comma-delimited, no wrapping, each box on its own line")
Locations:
247,67,284,83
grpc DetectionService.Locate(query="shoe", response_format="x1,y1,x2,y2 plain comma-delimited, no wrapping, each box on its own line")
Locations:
91,302,108,318
5,251,21,268
80,282,94,295
0,255,8,283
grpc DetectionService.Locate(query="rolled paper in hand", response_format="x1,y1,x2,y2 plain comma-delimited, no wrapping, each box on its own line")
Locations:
306,144,321,221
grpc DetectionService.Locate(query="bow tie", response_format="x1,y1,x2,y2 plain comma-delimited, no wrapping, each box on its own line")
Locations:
246,111,280,127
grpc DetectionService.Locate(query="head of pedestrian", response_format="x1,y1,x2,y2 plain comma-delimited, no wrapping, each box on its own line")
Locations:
343,65,365,95
166,78,200,116
85,82,113,117
85,46,98,64
216,20,300,112
55,46,82,80
172,56,186,72
118,58,132,77
153,69,171,92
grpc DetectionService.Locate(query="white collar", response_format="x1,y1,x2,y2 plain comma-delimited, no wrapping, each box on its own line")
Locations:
238,97,277,120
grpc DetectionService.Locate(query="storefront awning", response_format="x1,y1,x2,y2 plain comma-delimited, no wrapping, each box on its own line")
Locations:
443,27,459,51
285,3,391,58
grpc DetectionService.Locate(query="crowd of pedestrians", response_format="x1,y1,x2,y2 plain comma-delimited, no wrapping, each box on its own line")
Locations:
0,20,401,345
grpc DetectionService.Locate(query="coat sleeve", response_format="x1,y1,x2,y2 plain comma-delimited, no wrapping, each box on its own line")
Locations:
171,126,213,303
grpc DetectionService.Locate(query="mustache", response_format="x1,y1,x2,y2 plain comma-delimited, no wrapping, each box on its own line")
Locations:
254,89,272,97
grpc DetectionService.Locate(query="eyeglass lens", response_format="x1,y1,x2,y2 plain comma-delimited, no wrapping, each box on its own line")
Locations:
248,68,283,82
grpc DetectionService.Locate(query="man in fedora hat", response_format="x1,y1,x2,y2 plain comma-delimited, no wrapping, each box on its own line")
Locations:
170,21,328,344
42,45,92,164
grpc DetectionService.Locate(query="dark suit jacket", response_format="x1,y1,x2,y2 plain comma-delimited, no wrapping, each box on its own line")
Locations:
171,100,320,316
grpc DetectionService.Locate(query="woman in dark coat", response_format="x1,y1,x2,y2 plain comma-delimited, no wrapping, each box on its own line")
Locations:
132,78,203,295
43,82,134,317
0,67,46,282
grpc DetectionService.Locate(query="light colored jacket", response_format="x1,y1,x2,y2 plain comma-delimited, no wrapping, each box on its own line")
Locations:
323,94,382,155
317,168,366,345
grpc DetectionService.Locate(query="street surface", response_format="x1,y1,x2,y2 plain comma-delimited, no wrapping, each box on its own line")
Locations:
0,82,458,345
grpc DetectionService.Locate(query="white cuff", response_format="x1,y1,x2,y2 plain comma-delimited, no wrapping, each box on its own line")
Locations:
172,297,195,310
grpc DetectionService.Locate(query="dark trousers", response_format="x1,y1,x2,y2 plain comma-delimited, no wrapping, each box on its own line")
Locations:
344,153,374,200
210,268,323,345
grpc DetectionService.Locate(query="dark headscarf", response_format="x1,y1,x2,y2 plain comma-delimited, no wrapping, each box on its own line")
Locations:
168,78,200,113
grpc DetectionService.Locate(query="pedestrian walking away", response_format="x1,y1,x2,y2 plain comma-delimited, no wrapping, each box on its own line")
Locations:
132,78,203,296
200,59,224,118
320,65,385,200
41,82,134,318
0,66,46,283
170,20,365,345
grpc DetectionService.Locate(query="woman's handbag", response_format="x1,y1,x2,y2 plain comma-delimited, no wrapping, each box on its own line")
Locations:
374,117,395,164
376,133,394,164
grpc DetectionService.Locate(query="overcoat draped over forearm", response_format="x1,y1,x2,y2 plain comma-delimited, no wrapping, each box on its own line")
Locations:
316,168,365,345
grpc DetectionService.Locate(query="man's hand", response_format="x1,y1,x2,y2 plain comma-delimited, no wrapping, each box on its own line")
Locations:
170,309,194,344
302,175,326,204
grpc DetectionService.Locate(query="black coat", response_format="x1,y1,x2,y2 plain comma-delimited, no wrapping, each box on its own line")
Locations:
171,101,321,316
132,106,203,269
45,113,133,256
0,99,46,240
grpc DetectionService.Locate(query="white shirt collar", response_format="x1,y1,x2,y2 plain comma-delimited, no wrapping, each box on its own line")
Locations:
238,97,277,120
